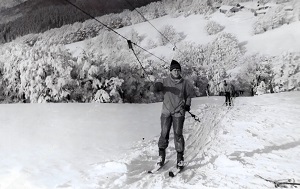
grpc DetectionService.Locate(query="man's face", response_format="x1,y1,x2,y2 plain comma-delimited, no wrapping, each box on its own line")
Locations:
171,69,181,78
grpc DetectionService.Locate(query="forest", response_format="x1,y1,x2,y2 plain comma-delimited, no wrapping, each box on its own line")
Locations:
0,0,162,43
0,0,299,103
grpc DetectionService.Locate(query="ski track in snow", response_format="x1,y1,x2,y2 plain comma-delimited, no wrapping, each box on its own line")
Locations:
1,93,299,188
84,93,300,189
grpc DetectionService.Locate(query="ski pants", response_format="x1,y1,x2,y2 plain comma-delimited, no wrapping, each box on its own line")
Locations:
158,115,185,153
225,92,231,106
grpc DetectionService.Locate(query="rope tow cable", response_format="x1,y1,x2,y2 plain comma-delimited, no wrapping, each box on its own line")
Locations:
63,0,168,65
122,0,184,55
127,40,152,82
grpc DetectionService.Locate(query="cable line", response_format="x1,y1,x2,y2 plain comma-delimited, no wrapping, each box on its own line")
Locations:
131,42,168,64
63,0,169,64
64,0,126,41
123,0,184,55
127,40,152,82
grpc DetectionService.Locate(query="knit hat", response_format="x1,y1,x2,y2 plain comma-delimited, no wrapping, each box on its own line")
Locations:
170,60,181,71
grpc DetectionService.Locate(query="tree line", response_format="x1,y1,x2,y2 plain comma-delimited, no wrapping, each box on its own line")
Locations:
0,0,161,43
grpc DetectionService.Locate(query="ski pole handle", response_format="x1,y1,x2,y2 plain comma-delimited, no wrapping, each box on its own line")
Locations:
188,111,200,122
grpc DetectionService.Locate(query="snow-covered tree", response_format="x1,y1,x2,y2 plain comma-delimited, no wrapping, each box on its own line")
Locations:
126,29,143,44
94,89,111,103
138,2,167,20
159,25,185,46
253,5,292,34
206,20,225,35
206,32,241,68
185,0,214,15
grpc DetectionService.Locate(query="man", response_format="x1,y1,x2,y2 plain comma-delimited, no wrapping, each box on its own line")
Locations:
250,79,256,96
152,60,194,169
223,80,231,106
206,84,210,97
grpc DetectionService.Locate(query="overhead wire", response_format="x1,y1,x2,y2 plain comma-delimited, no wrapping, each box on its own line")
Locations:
63,0,169,65
127,40,152,82
123,0,184,55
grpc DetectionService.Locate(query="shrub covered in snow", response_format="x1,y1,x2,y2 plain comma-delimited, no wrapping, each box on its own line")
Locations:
272,52,300,92
159,25,185,46
206,32,241,68
1,0,299,104
0,43,127,103
253,5,293,34
182,0,214,16
206,20,225,35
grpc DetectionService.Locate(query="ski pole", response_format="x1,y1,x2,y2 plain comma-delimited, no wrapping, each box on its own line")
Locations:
187,111,200,122
255,174,300,188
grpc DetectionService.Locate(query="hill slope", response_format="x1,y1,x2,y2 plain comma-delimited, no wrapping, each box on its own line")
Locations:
0,1,299,104
0,0,161,42
67,9,300,58
0,92,299,188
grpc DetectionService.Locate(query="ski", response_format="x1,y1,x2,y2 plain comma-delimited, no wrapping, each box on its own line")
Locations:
255,174,300,188
147,160,169,174
169,162,188,177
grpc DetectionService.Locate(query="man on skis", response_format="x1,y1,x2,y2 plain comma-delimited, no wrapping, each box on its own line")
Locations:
152,59,194,169
223,80,232,106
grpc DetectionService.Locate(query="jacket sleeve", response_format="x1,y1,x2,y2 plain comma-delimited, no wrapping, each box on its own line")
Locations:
152,81,164,92
185,80,194,106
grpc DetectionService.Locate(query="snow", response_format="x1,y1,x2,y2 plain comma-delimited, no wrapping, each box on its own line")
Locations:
1,92,300,188
219,5,234,11
0,0,27,9
246,21,300,55
67,8,300,59
240,1,259,10
2,1,300,188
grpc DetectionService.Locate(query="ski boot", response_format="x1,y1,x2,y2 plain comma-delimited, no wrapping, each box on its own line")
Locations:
177,152,184,170
157,148,166,166
177,160,185,170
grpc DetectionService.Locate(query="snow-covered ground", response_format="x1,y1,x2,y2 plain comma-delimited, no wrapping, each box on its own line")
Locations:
67,9,300,59
0,0,27,9
1,1,300,188
1,92,300,188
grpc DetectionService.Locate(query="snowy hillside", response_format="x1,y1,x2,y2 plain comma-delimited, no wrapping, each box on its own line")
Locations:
246,21,300,56
67,7,300,61
1,92,299,188
1,0,299,103
0,1,300,188
0,0,27,9
66,5,300,98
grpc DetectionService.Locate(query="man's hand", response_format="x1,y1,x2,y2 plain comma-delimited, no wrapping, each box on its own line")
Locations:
185,105,190,112
152,82,163,92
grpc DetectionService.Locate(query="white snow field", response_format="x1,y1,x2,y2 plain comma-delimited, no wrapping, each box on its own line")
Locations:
1,1,300,188
0,91,300,189
67,9,300,59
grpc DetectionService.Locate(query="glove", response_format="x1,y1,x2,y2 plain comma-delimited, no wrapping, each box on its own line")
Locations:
184,105,190,112
154,82,163,92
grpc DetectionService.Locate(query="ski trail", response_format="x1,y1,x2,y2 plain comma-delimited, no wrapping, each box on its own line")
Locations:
89,104,234,189
198,97,300,189
84,95,300,188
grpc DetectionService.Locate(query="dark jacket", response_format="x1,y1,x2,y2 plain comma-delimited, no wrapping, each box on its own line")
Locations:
154,76,193,117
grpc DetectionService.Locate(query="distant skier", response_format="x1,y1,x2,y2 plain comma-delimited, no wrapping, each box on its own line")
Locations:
269,79,274,93
256,79,266,95
206,84,210,97
223,80,232,106
152,60,194,169
250,79,256,96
